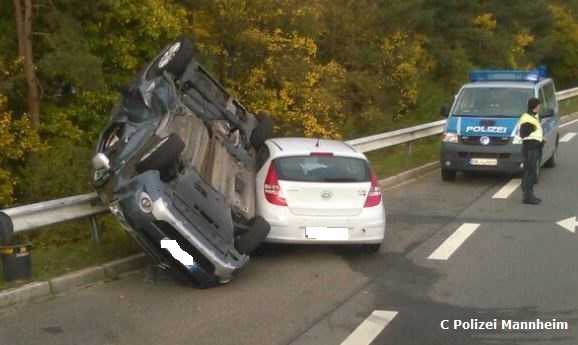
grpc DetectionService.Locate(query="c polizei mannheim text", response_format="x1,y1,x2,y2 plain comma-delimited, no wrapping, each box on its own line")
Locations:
441,319,569,330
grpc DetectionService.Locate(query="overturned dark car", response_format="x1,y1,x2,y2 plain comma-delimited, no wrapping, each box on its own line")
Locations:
91,37,273,288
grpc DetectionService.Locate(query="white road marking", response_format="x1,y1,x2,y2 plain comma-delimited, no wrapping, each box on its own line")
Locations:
428,223,480,260
340,310,398,345
492,178,521,199
560,132,576,142
560,119,578,128
557,217,577,233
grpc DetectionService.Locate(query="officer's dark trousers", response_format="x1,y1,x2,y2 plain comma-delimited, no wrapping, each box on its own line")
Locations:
522,143,540,200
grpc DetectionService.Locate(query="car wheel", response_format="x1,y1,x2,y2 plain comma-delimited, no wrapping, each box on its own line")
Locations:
250,112,274,149
544,144,557,168
234,216,271,255
135,134,185,175
441,169,456,181
145,37,194,80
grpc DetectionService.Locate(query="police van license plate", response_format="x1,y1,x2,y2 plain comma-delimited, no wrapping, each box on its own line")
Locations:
470,158,498,166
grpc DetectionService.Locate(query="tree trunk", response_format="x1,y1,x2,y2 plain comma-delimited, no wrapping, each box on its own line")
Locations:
13,0,40,130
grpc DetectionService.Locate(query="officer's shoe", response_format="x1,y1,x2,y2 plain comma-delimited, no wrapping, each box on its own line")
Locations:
523,196,541,205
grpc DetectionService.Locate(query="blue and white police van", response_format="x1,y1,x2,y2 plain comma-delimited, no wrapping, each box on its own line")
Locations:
439,69,560,181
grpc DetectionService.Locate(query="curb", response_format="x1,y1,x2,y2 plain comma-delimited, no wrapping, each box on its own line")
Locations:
0,253,149,308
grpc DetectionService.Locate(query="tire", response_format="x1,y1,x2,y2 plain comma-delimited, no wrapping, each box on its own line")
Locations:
146,37,194,80
250,112,274,149
544,144,557,168
441,168,456,181
135,134,185,174
234,216,271,255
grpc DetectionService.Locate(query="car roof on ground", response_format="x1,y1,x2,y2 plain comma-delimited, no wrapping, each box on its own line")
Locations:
265,137,365,158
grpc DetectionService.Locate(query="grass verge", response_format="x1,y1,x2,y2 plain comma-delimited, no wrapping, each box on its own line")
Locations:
365,136,440,178
0,216,140,291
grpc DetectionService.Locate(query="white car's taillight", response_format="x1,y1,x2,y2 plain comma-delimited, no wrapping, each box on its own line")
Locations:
363,170,382,207
264,162,287,206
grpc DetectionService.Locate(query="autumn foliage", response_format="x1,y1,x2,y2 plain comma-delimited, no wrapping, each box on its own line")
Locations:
1,0,578,207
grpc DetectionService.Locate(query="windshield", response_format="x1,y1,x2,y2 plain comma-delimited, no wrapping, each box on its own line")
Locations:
451,87,534,117
274,156,370,183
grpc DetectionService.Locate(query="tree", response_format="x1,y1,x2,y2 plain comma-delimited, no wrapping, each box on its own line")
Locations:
381,31,435,121
0,57,41,206
193,0,345,137
545,4,578,88
13,0,40,129
16,0,194,202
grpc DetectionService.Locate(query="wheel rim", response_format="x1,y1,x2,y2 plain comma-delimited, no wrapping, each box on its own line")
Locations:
158,42,181,69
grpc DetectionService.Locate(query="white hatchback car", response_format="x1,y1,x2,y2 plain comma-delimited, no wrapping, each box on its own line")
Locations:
256,138,386,251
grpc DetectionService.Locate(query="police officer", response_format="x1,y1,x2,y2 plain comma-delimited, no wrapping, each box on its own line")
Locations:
519,97,544,205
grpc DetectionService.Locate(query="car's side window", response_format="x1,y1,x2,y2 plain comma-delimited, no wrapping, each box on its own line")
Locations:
538,88,548,117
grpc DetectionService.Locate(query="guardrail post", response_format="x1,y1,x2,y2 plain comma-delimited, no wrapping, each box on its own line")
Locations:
406,142,414,157
89,216,101,245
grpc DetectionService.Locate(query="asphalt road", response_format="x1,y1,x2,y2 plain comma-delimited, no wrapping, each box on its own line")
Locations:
1,120,577,345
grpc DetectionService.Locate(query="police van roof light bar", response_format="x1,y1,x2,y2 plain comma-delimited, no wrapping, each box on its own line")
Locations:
470,70,541,83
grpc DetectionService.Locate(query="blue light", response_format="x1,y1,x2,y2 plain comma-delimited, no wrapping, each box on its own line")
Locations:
538,64,548,78
469,70,542,82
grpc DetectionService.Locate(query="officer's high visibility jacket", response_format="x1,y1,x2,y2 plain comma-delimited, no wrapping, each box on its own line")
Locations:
519,112,543,142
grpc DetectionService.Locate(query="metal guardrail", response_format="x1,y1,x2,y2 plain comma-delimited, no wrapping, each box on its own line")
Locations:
346,119,446,153
0,192,109,242
556,86,578,100
1,86,578,241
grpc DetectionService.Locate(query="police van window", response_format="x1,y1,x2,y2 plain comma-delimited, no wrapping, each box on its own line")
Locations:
452,87,533,117
452,90,476,115
543,82,557,112
538,88,548,115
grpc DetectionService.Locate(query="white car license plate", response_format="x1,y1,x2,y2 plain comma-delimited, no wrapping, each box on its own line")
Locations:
470,158,498,166
305,227,349,240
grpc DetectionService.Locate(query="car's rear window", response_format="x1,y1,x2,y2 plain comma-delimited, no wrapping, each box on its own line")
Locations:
274,156,370,182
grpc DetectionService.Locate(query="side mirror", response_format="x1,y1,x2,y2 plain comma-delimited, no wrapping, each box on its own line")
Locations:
440,105,450,118
92,153,111,170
